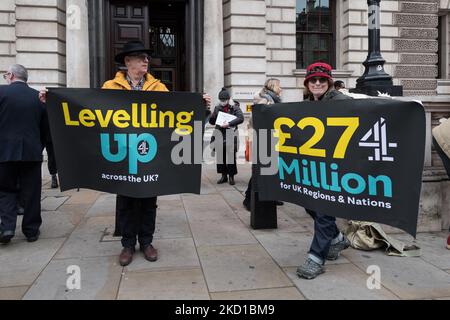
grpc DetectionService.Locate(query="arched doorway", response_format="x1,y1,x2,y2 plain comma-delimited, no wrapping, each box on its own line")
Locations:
88,0,203,91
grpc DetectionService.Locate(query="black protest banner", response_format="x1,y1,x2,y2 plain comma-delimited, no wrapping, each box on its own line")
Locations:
253,99,425,236
46,89,204,198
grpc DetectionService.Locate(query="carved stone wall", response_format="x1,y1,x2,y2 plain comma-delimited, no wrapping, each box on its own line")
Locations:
395,0,439,96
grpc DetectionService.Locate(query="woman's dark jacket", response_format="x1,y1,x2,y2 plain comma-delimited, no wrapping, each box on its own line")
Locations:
209,100,244,148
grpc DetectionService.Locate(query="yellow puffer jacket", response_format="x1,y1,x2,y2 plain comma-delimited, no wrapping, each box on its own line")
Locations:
102,71,169,92
432,118,450,159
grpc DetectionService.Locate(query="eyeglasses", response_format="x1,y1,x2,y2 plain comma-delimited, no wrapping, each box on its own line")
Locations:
308,77,328,84
2,72,11,79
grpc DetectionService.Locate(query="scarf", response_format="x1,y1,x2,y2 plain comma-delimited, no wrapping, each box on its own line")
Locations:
265,89,281,103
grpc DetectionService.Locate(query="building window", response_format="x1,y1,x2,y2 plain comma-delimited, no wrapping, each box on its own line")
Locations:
296,0,334,69
438,14,449,79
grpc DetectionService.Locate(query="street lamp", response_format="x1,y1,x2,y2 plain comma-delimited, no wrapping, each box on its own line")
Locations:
351,0,403,96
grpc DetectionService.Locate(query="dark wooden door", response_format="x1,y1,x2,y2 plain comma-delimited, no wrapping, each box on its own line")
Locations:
149,22,182,91
107,1,150,78
148,2,186,91
107,0,185,91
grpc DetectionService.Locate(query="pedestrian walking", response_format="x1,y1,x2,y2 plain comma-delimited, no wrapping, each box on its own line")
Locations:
0,64,47,244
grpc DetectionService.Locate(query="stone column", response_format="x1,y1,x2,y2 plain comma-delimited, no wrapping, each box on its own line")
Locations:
223,0,267,103
266,0,300,103
15,0,66,89
394,0,439,96
66,0,90,87
203,0,224,103
0,0,16,82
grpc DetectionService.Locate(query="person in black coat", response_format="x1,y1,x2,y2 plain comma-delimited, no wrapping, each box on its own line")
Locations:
209,88,244,185
0,64,47,244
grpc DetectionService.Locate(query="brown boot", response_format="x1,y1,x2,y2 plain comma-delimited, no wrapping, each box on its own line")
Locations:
119,247,135,266
141,244,158,262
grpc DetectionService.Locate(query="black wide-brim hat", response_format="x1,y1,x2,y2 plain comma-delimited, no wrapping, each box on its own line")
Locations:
114,40,153,64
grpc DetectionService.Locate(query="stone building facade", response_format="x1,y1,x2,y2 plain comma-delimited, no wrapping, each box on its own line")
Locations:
0,0,449,232
0,0,66,88
221,0,450,101
1,0,448,99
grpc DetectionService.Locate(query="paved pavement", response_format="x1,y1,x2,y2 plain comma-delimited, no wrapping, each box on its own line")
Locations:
1,162,450,300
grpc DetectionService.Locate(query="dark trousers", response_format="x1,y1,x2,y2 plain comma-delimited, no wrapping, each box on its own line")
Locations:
117,195,157,248
245,177,252,200
0,162,42,237
433,137,450,177
305,209,340,263
216,143,237,176
46,142,57,175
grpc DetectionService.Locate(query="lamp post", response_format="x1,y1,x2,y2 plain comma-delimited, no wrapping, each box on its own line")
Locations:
351,0,403,96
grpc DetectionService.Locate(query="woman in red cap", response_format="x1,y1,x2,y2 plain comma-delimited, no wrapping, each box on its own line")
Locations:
303,62,348,101
297,62,352,280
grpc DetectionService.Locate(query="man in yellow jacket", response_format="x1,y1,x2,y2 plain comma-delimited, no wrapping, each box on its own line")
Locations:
102,41,168,266
102,41,211,266
39,40,211,266
102,44,168,92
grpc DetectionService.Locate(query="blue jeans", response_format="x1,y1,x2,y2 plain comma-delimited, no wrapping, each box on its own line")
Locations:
305,209,340,263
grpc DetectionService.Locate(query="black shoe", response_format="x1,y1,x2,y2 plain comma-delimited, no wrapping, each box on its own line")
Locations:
0,230,14,244
26,230,40,243
275,201,284,206
217,175,228,184
17,206,24,216
229,175,235,185
51,174,59,189
243,198,250,211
